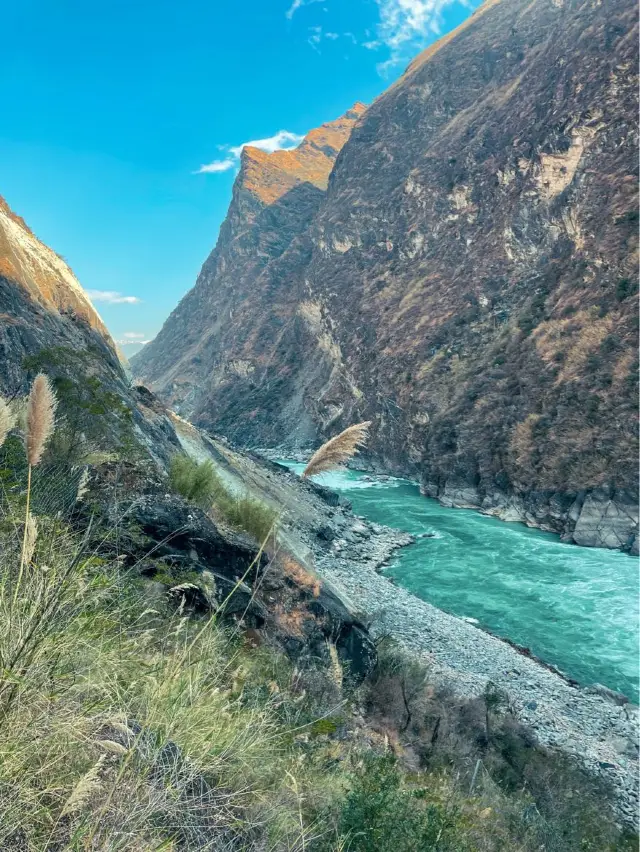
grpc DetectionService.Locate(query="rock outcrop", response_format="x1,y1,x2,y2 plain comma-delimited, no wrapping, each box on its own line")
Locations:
133,0,638,551
92,479,378,681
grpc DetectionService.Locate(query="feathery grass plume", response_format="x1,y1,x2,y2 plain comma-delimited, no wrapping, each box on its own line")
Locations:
60,755,105,817
327,641,343,691
96,740,129,755
302,421,371,479
22,513,38,567
25,373,58,466
17,374,58,601
75,467,90,503
0,397,14,449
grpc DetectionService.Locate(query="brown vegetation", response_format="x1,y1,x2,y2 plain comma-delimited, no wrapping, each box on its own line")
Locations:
302,421,371,479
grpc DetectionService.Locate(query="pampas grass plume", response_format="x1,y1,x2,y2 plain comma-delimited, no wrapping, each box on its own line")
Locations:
23,512,38,566
25,373,57,466
60,755,105,816
302,421,371,479
0,397,14,449
327,641,343,691
76,467,90,503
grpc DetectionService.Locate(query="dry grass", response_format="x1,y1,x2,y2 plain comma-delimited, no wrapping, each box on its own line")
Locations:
0,397,14,449
25,372,57,467
509,413,540,475
302,422,371,479
282,556,321,597
0,509,328,851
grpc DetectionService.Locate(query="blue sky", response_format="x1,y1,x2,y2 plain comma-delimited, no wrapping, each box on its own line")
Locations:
0,0,479,354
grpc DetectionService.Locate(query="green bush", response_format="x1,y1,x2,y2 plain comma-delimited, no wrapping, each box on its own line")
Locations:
615,277,638,302
221,493,278,542
168,453,222,509
329,755,464,852
169,453,278,542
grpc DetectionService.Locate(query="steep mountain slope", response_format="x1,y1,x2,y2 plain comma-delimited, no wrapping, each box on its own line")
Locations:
0,196,111,336
132,104,366,410
133,0,639,550
0,194,188,470
0,194,124,396
0,192,383,678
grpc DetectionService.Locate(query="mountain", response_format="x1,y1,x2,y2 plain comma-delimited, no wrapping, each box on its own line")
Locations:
132,103,366,410
0,194,124,396
0,191,380,678
133,0,639,552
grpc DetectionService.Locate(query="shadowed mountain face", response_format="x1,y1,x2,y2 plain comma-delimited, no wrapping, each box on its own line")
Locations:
134,0,639,550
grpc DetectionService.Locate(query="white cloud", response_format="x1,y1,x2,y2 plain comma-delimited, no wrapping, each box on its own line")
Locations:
308,24,323,49
375,0,474,73
285,0,324,20
195,158,236,174
118,338,151,346
286,0,303,18
196,130,304,176
229,130,303,157
87,290,142,304
306,25,355,51
122,332,147,340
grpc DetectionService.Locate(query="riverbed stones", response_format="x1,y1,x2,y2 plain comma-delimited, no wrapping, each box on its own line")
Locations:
307,493,639,828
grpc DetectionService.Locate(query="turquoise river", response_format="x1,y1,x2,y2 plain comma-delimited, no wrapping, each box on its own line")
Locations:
284,463,639,702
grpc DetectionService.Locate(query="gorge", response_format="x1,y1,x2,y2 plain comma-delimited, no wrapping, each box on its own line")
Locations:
132,0,639,554
0,0,638,844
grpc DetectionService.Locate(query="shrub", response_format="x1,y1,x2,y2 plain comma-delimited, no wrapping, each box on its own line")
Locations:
366,639,428,732
615,277,638,302
169,453,278,542
327,755,464,852
602,333,623,354
168,453,222,509
220,493,278,542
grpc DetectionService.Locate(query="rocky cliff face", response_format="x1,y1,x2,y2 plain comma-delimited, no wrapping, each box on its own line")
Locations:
133,0,638,551
0,195,186,468
0,194,125,396
132,104,366,412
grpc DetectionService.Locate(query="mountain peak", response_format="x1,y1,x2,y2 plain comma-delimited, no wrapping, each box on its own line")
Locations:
239,104,366,205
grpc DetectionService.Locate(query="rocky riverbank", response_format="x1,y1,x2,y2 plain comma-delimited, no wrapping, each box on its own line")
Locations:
306,502,639,828
422,480,640,556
